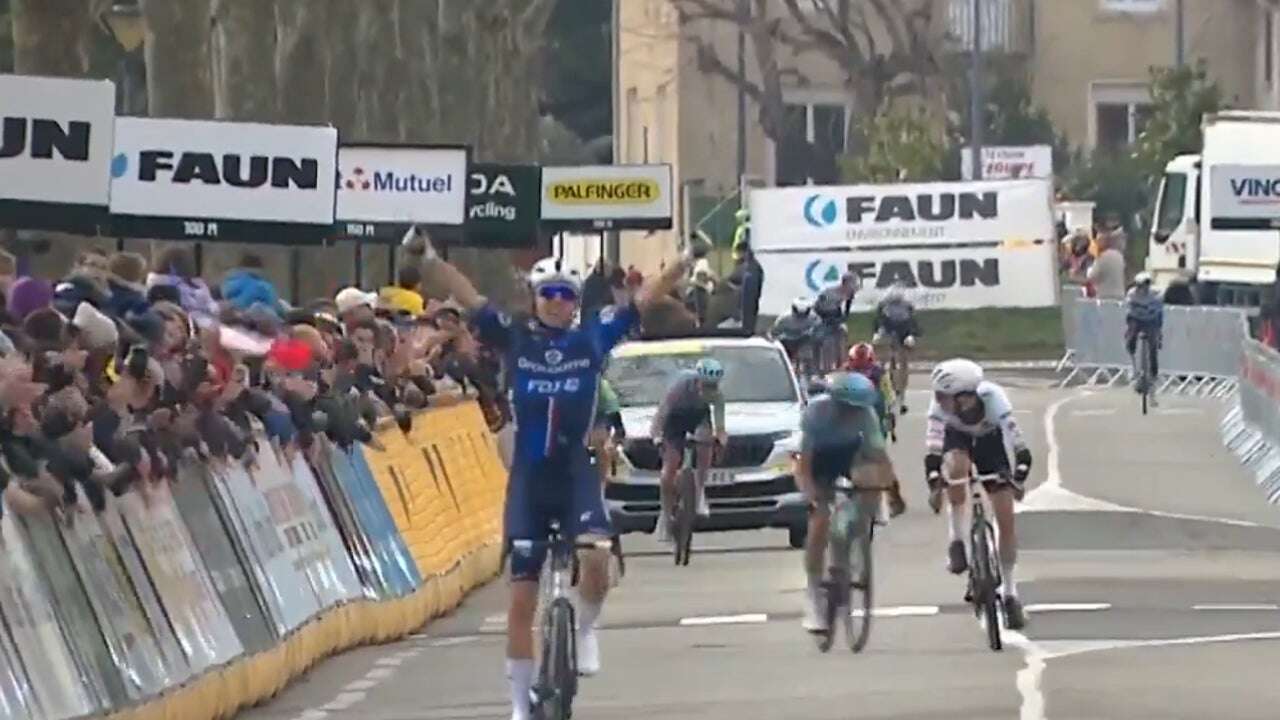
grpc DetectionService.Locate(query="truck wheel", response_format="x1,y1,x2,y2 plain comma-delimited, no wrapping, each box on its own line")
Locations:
788,524,807,549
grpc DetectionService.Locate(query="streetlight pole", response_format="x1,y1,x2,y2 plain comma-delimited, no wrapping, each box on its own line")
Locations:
969,0,985,180
736,0,748,188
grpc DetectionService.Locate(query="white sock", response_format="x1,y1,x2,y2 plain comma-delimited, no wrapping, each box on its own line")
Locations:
506,658,534,720
1000,556,1018,598
576,596,602,632
946,502,966,543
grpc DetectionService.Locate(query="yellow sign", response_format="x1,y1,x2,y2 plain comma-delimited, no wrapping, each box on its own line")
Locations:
613,339,706,357
546,179,659,205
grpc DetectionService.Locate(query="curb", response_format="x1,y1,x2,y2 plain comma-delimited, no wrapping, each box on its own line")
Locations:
907,360,1062,371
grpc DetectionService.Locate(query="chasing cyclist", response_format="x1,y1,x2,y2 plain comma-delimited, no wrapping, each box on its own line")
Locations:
402,228,696,720
924,359,1032,630
1124,272,1163,406
771,297,821,373
651,358,728,541
794,372,902,632
845,342,898,436
872,283,919,412
812,273,859,371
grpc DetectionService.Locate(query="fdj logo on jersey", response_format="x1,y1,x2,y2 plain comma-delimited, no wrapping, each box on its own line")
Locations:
526,377,581,394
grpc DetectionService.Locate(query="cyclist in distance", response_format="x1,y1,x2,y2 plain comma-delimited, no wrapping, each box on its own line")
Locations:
650,357,728,541
845,342,908,517
872,282,919,411
924,359,1032,630
402,228,699,720
794,372,901,632
813,273,860,369
1124,271,1164,406
771,296,821,370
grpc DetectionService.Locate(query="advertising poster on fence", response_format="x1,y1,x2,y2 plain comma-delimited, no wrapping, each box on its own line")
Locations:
117,487,243,671
334,144,469,241
0,615,40,720
0,74,116,233
108,117,338,242
0,513,98,720
210,463,321,633
748,178,1058,315
326,443,422,598
288,454,364,602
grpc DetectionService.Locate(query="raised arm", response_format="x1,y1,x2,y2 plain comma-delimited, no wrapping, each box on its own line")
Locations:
401,227,485,310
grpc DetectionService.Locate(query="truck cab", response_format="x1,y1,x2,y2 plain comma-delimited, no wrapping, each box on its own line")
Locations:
1147,154,1200,289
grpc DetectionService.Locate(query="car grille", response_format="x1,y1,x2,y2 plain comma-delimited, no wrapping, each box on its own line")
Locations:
605,475,797,502
621,434,778,471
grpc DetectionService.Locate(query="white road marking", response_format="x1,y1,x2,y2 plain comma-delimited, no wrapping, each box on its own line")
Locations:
1025,603,1111,613
424,635,482,647
343,679,378,691
850,605,940,618
320,692,366,711
1018,389,1264,527
1154,407,1203,416
1070,408,1116,417
374,656,404,667
292,710,328,720
365,666,396,680
678,613,769,626
1192,603,1279,611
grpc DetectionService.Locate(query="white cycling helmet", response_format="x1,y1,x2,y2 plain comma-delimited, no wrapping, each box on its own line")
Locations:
931,358,984,395
791,296,813,315
883,282,907,302
528,257,583,293
1133,271,1153,286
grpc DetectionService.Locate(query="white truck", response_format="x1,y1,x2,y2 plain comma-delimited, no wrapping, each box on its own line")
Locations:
1147,111,1280,305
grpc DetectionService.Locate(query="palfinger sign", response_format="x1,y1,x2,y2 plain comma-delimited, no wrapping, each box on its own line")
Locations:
540,164,672,230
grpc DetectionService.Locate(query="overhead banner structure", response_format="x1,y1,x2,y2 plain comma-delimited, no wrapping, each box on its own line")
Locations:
107,117,338,242
334,144,469,241
463,163,541,247
749,179,1058,314
0,74,116,233
540,164,672,230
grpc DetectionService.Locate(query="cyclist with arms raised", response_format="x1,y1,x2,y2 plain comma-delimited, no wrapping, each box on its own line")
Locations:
651,358,728,541
872,282,919,411
1124,272,1163,406
403,229,697,720
812,273,859,370
794,372,902,632
924,359,1032,629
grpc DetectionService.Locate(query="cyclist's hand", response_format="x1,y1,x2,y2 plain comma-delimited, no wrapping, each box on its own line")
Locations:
926,470,943,490
715,431,728,446
903,335,916,349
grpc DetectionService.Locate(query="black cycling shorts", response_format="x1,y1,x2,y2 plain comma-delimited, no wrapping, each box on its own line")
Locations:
661,406,712,453
942,426,1012,487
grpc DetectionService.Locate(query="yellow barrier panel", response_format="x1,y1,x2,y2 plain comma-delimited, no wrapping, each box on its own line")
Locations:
105,399,506,720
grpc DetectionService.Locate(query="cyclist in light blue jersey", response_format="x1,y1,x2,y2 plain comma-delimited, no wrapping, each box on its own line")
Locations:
1125,272,1163,403
402,228,697,720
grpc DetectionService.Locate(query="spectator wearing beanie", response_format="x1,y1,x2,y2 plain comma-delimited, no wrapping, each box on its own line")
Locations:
222,252,282,317
7,277,53,323
379,265,425,317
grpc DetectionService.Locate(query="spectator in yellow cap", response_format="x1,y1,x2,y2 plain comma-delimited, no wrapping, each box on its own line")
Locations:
379,265,425,316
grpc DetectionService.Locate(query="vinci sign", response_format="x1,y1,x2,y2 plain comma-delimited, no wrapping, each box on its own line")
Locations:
1210,165,1280,224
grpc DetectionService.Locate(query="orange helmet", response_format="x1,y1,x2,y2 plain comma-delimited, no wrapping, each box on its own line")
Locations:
847,342,876,371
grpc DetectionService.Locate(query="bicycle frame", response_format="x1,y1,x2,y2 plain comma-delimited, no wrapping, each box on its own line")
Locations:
965,473,1005,651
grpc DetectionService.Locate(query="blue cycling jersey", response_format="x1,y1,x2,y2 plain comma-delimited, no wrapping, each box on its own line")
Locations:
474,302,639,463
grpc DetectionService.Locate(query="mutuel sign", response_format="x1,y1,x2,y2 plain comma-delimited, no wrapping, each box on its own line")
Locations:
335,145,468,236
749,179,1057,312
108,117,338,241
0,74,116,221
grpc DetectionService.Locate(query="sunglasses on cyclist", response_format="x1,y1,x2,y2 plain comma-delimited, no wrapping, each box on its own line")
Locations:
538,285,579,302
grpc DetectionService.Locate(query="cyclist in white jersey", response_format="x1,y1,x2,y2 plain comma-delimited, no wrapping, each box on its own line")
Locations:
923,359,1032,629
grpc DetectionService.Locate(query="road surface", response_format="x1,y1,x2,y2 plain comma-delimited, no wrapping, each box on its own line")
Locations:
241,374,1280,720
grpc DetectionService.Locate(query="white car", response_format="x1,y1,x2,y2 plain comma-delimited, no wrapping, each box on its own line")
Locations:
603,335,812,548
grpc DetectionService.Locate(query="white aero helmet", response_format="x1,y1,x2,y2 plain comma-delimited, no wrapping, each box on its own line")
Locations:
528,257,583,294
791,296,813,315
1134,271,1153,286
931,358,984,395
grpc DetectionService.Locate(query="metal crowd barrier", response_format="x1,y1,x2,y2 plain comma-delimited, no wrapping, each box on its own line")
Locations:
1056,288,1248,398
1220,339,1280,506
0,399,505,720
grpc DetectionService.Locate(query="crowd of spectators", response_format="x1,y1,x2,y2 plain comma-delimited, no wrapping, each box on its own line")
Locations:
0,241,508,524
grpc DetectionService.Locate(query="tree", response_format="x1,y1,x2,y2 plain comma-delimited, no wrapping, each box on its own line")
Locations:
1,0,13,72
673,0,945,177
943,66,1071,180
1133,60,1223,178
842,101,949,183
10,0,94,76
139,0,213,118
543,0,612,147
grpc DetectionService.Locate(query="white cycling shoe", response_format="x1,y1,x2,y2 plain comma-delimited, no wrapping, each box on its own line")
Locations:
802,585,828,632
697,487,711,518
576,626,601,676
655,516,673,544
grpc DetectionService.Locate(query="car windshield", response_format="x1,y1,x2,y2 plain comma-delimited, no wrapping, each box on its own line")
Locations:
606,345,798,407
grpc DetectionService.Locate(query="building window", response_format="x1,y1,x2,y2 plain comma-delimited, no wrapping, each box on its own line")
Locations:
774,101,847,186
1095,101,1152,149
625,87,638,162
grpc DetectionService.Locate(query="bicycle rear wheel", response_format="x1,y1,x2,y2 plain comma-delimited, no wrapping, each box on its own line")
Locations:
847,521,874,653
1138,335,1151,416
814,568,845,653
673,468,696,566
970,520,1003,652
535,598,577,719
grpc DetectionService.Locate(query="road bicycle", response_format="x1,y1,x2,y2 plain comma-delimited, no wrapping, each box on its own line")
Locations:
512,523,612,720
964,472,1006,652
670,432,709,566
1134,329,1155,415
812,476,883,654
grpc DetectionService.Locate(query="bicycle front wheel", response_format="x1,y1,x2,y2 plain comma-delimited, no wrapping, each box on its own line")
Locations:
674,469,696,566
536,598,577,719
970,520,1003,652
847,521,874,653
